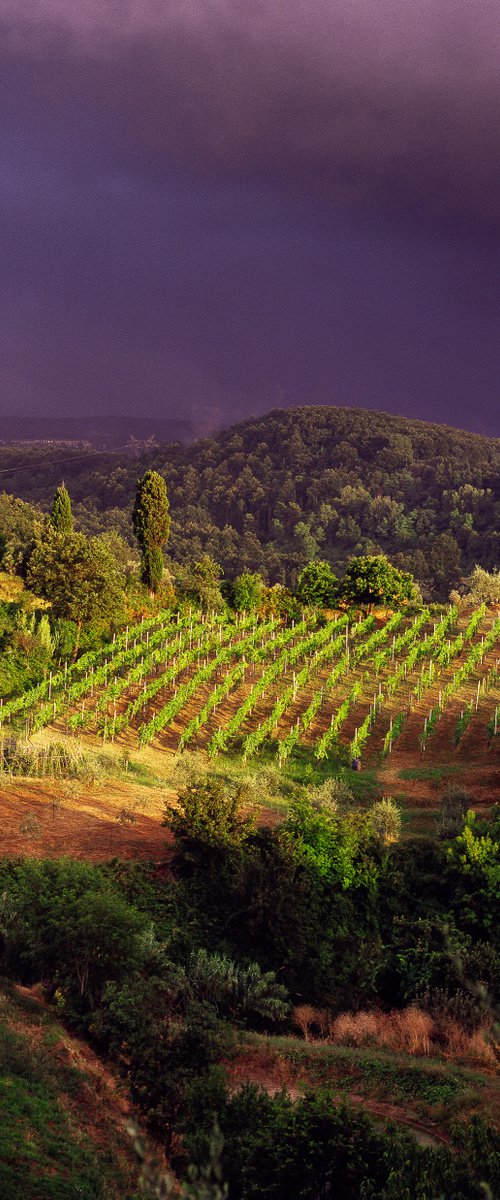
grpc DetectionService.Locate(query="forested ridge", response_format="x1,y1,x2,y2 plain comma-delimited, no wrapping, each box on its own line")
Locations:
1,406,498,596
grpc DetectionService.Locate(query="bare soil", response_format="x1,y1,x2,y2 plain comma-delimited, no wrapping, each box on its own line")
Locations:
0,776,173,861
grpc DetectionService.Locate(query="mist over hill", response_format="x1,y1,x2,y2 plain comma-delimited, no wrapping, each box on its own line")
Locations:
1,406,498,597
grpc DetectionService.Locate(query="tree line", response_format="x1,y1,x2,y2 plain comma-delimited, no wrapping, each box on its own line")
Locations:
0,405,498,597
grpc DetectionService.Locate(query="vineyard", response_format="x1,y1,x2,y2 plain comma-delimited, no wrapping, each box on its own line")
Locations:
1,605,499,771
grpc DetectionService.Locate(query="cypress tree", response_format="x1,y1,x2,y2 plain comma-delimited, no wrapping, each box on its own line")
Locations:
132,470,170,593
50,483,73,534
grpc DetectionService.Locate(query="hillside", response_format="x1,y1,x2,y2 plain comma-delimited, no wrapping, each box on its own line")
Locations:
1,406,499,596
0,981,146,1199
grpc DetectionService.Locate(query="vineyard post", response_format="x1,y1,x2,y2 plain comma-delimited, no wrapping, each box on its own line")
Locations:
476,681,480,711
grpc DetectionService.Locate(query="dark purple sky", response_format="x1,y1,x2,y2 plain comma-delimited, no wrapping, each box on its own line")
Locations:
1,1,499,435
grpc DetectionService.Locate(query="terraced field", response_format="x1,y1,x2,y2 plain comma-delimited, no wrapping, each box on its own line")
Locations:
2,605,499,774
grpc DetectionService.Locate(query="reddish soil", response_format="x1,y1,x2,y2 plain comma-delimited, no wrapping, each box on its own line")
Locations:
0,777,173,862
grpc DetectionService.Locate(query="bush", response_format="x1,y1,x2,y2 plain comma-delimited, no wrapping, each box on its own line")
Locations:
187,949,289,1024
369,798,401,845
184,1083,496,1200
437,785,475,840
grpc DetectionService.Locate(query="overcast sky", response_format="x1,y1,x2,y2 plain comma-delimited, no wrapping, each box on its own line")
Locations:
1,0,499,435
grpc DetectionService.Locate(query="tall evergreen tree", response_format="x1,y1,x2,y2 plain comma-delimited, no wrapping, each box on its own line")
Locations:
132,470,170,593
50,483,73,534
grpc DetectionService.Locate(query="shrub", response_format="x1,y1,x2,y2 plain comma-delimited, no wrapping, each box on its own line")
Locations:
292,1005,329,1041
437,786,475,840
369,797,401,845
187,950,290,1024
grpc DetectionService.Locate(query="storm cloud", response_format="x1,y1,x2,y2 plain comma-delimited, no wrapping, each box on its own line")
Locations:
0,1,499,430
2,0,500,226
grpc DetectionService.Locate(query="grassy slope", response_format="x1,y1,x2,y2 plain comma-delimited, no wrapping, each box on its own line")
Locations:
228,1033,500,1148
0,981,146,1200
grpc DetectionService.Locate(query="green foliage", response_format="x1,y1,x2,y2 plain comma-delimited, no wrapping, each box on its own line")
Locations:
463,564,500,607
446,813,500,939
340,554,415,610
132,470,171,592
174,555,224,612
26,529,124,636
4,407,498,595
285,796,375,889
437,785,474,839
231,571,263,613
165,776,252,855
0,491,42,572
186,949,289,1023
49,483,73,534
295,560,339,607
0,859,148,1013
369,798,402,845
307,776,354,812
184,1084,496,1200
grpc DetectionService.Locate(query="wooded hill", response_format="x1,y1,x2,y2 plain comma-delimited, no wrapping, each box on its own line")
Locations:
1,406,498,596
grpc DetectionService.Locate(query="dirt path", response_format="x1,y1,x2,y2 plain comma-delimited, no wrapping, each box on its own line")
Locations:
226,1058,451,1148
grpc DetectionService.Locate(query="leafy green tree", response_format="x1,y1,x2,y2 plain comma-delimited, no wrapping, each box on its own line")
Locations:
260,583,299,619
232,571,263,613
165,777,252,855
446,810,500,942
132,470,171,593
428,531,462,595
295,560,339,607
0,491,42,572
175,555,224,612
50,482,73,534
0,859,147,1012
340,554,415,611
463,565,500,606
26,529,124,654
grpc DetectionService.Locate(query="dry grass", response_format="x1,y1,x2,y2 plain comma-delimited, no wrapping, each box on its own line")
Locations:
293,1004,497,1065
